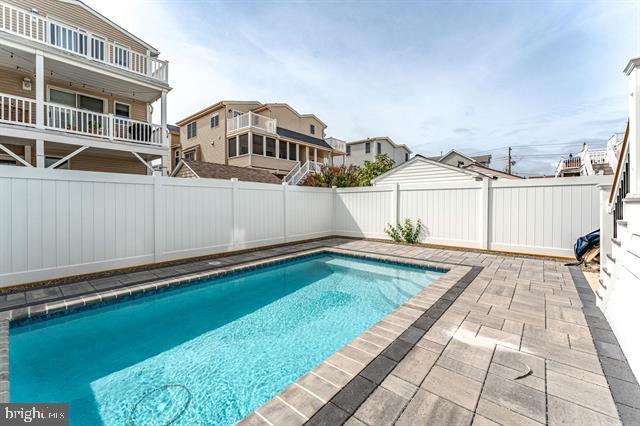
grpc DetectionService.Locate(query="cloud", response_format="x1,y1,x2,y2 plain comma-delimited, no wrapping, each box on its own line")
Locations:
84,0,634,175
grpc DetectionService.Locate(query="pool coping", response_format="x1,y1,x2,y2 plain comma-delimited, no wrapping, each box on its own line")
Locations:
237,251,476,426
0,246,458,407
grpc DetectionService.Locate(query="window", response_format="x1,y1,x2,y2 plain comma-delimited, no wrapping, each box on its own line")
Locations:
210,113,219,128
289,143,297,161
77,94,104,113
377,142,381,154
49,88,76,107
232,110,243,117
45,156,69,169
279,141,287,159
310,124,315,135
405,153,409,162
239,134,249,155
0,158,17,166
187,122,197,139
266,137,276,157
252,134,264,155
184,150,196,161
228,137,237,157
365,142,371,154
174,150,181,167
346,145,351,156
115,102,130,118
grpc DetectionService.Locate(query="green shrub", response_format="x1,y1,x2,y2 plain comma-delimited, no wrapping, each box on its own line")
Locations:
301,164,360,188
384,219,423,244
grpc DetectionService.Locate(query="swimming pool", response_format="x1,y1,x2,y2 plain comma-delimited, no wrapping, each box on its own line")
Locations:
10,253,443,425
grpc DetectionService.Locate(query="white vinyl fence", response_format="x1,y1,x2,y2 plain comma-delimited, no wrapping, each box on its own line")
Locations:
336,176,610,257
0,167,334,286
0,167,609,287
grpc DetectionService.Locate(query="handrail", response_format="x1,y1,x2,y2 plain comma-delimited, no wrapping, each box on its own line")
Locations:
0,93,36,126
0,1,168,83
43,101,163,145
283,161,301,184
288,160,321,185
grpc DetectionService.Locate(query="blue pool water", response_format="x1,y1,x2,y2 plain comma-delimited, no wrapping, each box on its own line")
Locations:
10,254,442,425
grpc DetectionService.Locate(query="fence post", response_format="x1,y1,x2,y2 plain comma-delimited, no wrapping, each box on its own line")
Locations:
391,183,399,226
282,182,288,243
231,178,239,250
479,178,490,249
153,175,163,262
332,186,337,235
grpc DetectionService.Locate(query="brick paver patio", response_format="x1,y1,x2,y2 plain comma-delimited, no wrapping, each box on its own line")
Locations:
2,238,639,425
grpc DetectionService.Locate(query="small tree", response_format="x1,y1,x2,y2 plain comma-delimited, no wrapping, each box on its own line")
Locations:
358,154,395,186
302,164,361,188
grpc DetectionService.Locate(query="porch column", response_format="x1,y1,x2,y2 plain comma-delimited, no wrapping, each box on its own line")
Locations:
161,90,168,176
35,51,45,168
248,132,252,155
626,58,640,196
35,51,44,129
275,139,280,158
305,146,309,163
314,148,317,162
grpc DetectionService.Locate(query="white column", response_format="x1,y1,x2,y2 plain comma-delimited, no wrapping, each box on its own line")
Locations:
161,90,168,147
314,148,317,162
263,136,266,157
626,59,640,196
276,139,280,158
161,154,168,176
35,51,44,129
296,144,299,161
247,133,252,155
36,140,44,168
305,146,309,163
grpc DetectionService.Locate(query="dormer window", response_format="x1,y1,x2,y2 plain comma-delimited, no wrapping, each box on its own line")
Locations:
310,124,315,135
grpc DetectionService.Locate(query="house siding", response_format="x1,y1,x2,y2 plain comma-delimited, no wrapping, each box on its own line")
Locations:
374,160,475,185
3,0,150,55
0,67,148,121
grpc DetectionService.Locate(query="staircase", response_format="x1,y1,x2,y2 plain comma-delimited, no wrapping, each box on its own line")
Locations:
283,161,322,185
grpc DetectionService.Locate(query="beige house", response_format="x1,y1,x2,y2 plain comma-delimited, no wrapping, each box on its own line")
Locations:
176,102,334,179
0,0,170,174
428,149,492,168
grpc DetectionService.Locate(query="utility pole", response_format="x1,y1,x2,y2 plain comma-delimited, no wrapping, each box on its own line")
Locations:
507,146,512,174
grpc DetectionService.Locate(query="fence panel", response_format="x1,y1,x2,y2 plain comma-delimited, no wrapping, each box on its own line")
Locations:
335,187,393,239
286,186,334,241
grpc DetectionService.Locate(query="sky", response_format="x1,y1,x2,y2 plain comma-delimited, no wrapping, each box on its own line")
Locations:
85,0,638,175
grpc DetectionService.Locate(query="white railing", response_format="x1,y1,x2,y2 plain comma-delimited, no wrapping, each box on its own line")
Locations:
0,94,36,126
0,2,168,83
286,160,322,185
43,102,163,145
283,162,301,184
589,149,608,164
227,112,277,134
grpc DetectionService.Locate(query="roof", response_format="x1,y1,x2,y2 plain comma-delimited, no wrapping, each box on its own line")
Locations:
71,1,159,53
276,127,332,150
167,124,179,134
371,154,487,184
252,103,327,127
464,163,523,180
176,101,261,125
171,160,282,184
428,150,491,165
347,137,412,154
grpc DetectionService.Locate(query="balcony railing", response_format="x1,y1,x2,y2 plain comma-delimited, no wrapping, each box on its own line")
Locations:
327,138,347,152
0,93,163,146
0,2,168,83
227,112,277,134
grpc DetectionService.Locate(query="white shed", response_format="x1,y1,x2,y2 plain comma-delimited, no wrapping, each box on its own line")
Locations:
372,155,487,185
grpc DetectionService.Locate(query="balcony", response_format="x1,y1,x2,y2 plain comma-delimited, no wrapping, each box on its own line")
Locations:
1,93,163,146
227,112,276,134
0,2,168,83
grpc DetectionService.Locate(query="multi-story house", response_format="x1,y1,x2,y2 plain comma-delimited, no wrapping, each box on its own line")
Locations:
334,136,412,168
0,0,170,175
176,101,334,183
427,149,492,168
555,141,621,177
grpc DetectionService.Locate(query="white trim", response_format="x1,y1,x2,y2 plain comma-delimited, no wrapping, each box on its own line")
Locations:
47,145,89,169
114,101,131,118
170,159,199,178
132,152,154,173
0,143,32,167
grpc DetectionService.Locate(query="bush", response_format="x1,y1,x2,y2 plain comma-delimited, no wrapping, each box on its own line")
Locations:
384,219,423,244
301,164,361,188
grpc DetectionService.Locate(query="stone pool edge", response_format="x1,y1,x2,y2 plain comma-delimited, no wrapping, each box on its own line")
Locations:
238,250,474,426
0,247,454,405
